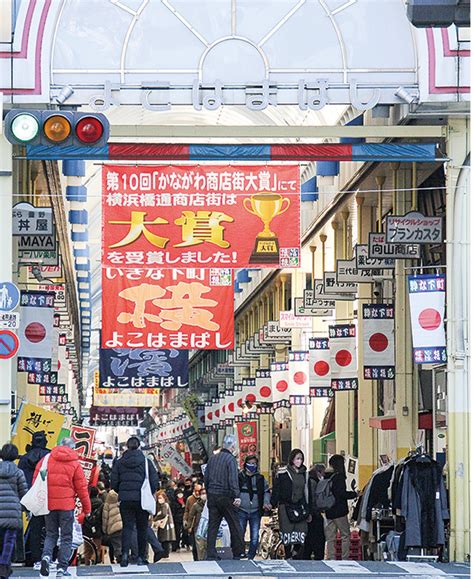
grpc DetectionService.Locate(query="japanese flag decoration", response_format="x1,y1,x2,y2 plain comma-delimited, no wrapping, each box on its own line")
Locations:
255,369,273,404
233,384,244,417
309,337,331,389
408,275,447,364
242,378,257,407
329,324,359,391
362,304,395,380
288,351,310,397
18,306,54,360
271,361,290,406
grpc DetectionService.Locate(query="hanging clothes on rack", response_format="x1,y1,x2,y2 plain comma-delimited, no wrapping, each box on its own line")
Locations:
400,454,449,548
355,463,394,533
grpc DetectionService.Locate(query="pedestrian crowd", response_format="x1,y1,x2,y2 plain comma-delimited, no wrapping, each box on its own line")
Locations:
0,431,360,578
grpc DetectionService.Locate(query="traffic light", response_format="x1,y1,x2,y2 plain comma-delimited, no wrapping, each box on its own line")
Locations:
4,110,109,147
406,0,470,28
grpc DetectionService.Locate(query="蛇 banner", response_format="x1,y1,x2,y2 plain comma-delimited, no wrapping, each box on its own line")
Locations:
99,348,188,388
101,268,234,350
103,165,300,269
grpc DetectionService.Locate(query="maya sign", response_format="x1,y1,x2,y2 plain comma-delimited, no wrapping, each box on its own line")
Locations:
102,268,234,350
103,165,300,269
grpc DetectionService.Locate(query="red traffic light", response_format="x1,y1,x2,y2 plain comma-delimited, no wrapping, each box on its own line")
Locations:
75,116,105,144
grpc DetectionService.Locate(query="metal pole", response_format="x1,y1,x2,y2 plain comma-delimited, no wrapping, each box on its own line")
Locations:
320,234,327,274
376,176,386,232
310,246,316,289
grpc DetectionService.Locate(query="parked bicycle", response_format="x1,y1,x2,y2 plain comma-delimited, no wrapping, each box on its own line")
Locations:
257,510,285,560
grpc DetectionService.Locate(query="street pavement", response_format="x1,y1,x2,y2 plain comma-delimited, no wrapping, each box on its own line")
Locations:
11,558,471,578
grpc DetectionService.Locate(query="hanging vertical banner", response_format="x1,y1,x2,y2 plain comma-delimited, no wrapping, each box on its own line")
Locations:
236,421,259,467
271,361,290,406
329,324,358,391
159,443,193,477
408,275,447,364
362,304,395,379
103,164,300,269
70,425,97,459
288,351,310,398
18,292,55,360
102,268,234,350
309,337,332,394
99,348,188,388
255,369,273,404
242,378,257,407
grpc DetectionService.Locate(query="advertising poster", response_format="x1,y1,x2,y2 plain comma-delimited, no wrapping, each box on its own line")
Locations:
12,403,64,454
236,421,258,467
103,164,300,269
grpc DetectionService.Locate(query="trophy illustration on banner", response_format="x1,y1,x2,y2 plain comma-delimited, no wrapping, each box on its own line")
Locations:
244,193,290,264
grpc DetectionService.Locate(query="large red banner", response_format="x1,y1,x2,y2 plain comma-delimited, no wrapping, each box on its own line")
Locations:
102,165,300,269
236,421,259,468
101,268,234,350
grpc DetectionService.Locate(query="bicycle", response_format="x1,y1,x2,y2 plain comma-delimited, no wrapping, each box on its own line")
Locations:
70,535,99,566
257,511,285,560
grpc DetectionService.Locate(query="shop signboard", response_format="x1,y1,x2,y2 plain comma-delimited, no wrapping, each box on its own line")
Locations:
159,443,193,477
17,232,56,252
262,321,291,343
12,402,64,454
336,259,382,283
311,279,355,301
89,406,146,427
101,267,234,350
280,310,312,329
294,297,332,317
236,421,258,467
368,232,421,259
303,289,336,309
12,203,53,236
355,244,395,270
386,212,442,244
323,272,357,295
102,164,300,269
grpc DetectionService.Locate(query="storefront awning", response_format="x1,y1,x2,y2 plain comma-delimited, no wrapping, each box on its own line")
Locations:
369,412,433,430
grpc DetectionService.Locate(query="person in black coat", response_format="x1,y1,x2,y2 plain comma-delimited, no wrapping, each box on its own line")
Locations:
304,464,326,560
323,454,359,560
18,431,50,568
111,437,158,567
0,444,28,579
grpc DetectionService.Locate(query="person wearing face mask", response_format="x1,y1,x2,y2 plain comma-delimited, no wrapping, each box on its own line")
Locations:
171,486,186,551
152,491,176,558
270,448,310,559
186,488,207,561
237,455,271,560
183,483,203,559
323,454,359,560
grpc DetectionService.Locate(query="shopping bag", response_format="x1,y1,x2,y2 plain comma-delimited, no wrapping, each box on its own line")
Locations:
72,518,83,549
21,454,50,516
196,503,209,540
141,458,156,515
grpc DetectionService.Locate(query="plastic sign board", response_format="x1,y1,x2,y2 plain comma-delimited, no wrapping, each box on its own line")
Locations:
386,212,442,244
0,312,20,330
12,203,53,236
368,232,421,259
0,282,20,312
0,330,19,359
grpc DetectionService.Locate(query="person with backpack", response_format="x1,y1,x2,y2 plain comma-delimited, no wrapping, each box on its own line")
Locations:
304,464,326,560
82,487,104,564
270,448,310,559
321,454,359,560
237,455,271,560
